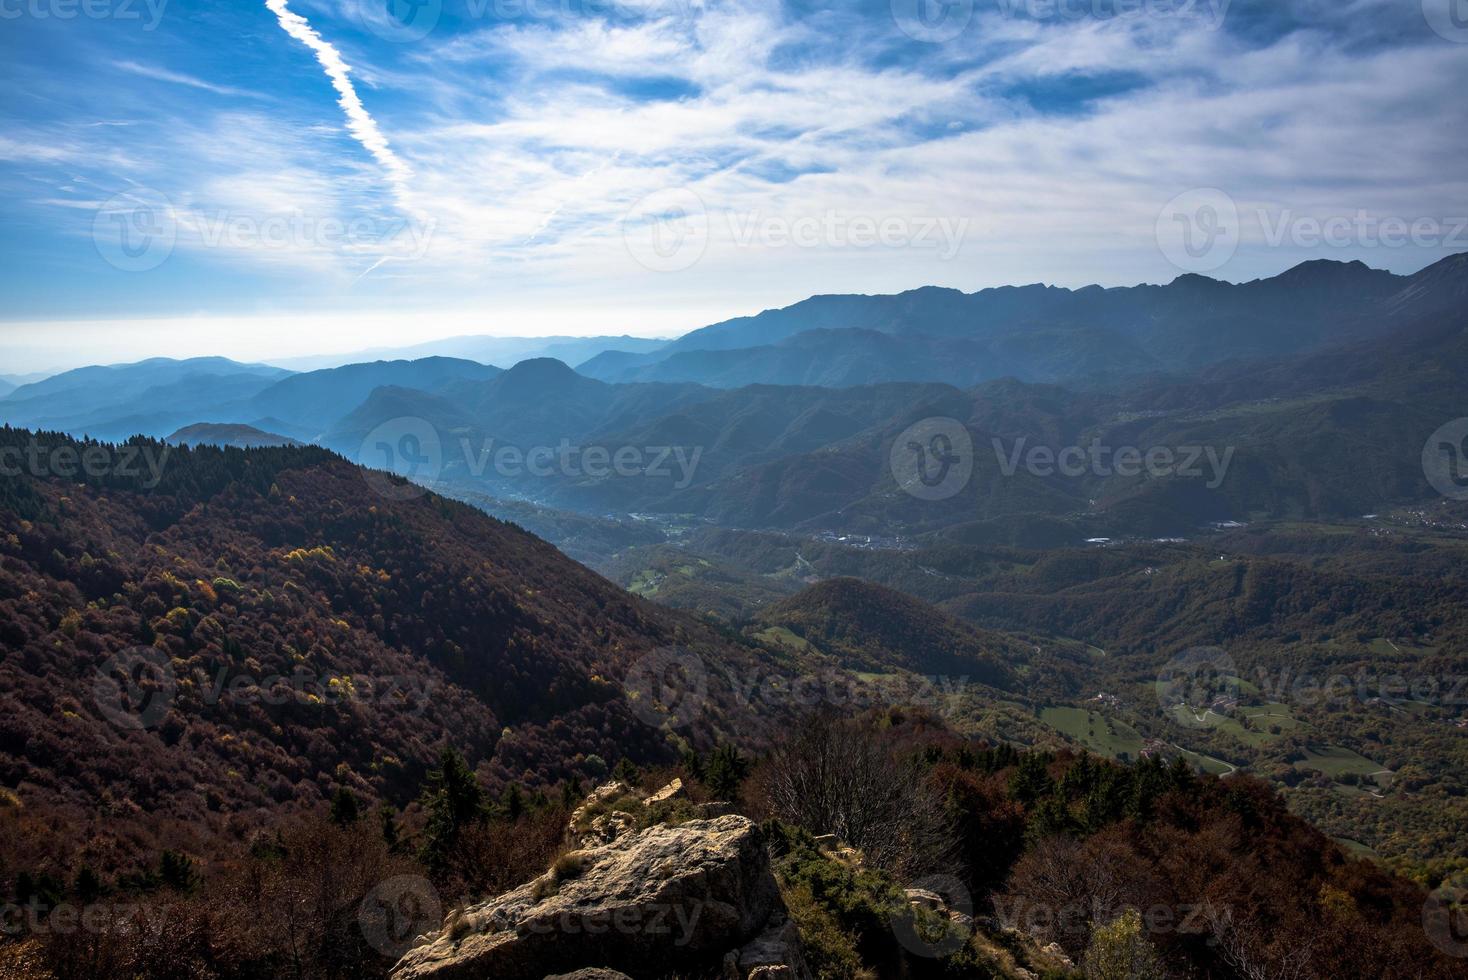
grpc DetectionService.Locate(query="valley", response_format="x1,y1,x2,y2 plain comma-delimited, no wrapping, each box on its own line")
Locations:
3,253,1467,978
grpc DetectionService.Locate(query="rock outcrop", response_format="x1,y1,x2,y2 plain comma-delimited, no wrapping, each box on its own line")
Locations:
642,778,684,806
724,919,809,980
391,810,797,980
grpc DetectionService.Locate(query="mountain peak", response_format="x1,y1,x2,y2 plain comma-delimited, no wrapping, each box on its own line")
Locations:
501,357,583,385
1275,258,1371,281
1168,272,1227,288
486,358,598,401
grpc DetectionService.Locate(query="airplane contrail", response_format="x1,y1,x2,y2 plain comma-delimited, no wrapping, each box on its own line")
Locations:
264,0,415,211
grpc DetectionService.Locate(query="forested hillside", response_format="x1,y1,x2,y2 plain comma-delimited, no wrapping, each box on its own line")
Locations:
0,429,781,877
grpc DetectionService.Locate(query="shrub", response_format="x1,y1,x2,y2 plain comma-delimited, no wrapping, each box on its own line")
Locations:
1083,909,1162,980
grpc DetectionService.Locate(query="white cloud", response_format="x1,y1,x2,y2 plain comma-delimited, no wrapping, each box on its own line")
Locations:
6,0,1465,357
113,60,266,99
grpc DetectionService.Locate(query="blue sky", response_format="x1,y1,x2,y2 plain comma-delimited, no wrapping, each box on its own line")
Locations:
1,0,1466,370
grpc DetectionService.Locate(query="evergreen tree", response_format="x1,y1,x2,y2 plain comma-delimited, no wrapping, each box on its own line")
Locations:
704,743,750,800
158,851,198,892
1009,753,1054,804
73,867,104,904
379,805,402,852
1027,793,1077,842
1128,755,1170,822
612,756,641,787
328,787,361,827
419,747,486,872
499,782,525,822
681,748,706,783
560,778,584,811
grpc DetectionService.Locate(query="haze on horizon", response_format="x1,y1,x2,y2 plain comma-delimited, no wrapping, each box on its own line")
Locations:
3,0,1467,373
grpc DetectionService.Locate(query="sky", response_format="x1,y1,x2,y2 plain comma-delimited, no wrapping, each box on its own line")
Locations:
1,0,1466,372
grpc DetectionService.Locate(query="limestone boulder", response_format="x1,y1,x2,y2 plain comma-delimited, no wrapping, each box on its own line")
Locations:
391,816,784,980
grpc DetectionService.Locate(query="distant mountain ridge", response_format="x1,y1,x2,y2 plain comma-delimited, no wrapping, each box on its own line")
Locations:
0,357,294,441
582,255,1463,389
0,355,503,444
5,254,1463,543
248,356,501,437
165,423,302,448
269,334,668,372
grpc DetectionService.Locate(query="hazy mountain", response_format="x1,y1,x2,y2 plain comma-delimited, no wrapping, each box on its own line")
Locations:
269,334,667,372
13,255,1465,543
0,379,13,398
322,384,482,463
324,358,716,468
584,325,1153,388
0,371,56,388
247,357,502,436
505,283,1468,538
0,357,293,438
584,257,1447,389
165,423,302,448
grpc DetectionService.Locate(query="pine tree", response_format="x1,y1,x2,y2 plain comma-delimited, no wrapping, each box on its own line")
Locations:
328,787,361,826
73,867,104,904
560,778,584,811
1009,753,1054,804
499,782,525,822
379,805,402,852
704,744,749,800
419,747,486,872
612,756,641,787
158,851,198,892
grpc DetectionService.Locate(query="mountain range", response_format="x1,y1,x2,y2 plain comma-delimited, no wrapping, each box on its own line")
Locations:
581,255,1464,389
268,334,669,373
3,254,1464,544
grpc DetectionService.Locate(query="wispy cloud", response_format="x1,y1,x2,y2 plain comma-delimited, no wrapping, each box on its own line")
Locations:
113,60,265,99
3,0,1466,355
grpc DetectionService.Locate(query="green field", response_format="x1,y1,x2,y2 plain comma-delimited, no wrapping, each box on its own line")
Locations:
752,626,818,654
1170,701,1300,747
1294,745,1388,780
1177,749,1235,776
1334,837,1381,859
628,569,664,596
1042,706,1145,761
